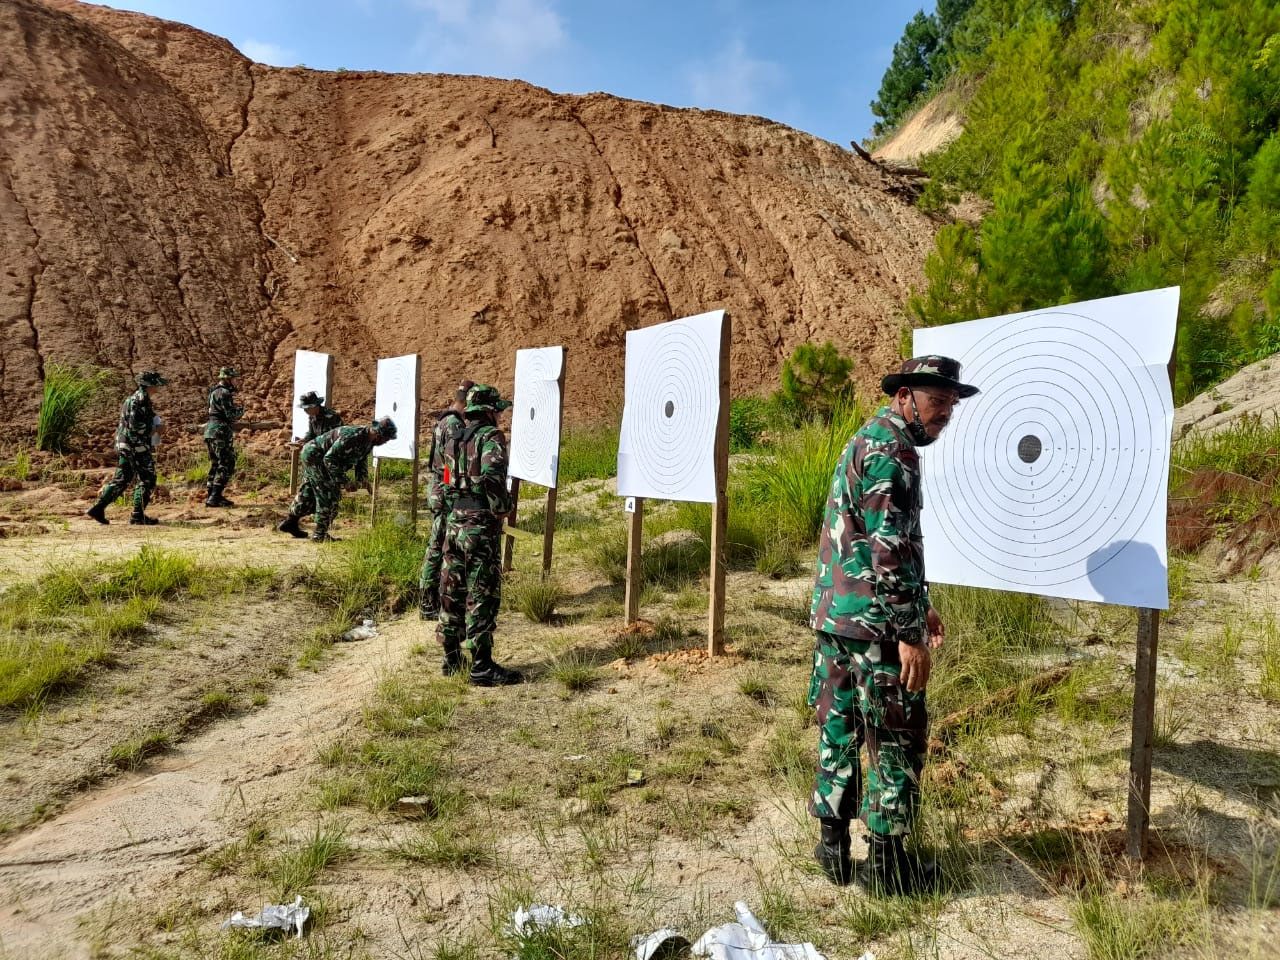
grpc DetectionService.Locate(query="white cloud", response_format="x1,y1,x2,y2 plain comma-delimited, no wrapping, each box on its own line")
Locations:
239,38,301,66
410,0,567,75
685,37,784,116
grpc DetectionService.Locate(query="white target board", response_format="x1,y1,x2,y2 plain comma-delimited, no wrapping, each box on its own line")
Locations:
618,310,724,503
509,346,565,488
373,354,419,461
291,350,333,442
914,288,1178,609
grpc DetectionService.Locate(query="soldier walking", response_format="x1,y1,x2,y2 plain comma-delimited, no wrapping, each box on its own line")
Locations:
204,366,243,507
808,356,978,894
277,391,344,538
295,417,396,542
436,384,521,686
418,379,474,619
86,371,168,526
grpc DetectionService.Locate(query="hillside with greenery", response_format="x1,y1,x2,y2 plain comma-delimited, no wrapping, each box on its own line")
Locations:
875,0,1280,402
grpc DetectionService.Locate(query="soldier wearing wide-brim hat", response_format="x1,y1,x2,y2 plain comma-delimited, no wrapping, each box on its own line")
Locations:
277,390,346,539
435,383,521,686
807,355,978,895
203,366,244,508
86,371,169,526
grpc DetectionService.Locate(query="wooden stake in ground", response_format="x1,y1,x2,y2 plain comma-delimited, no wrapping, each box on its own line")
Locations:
288,445,300,496
370,458,382,525
624,497,644,625
707,313,731,656
502,477,522,571
1127,607,1160,859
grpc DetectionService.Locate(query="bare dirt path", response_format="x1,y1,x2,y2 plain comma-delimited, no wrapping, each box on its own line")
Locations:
0,617,420,960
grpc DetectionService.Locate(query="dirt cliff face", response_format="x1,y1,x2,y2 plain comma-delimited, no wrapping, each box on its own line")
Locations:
3,0,937,435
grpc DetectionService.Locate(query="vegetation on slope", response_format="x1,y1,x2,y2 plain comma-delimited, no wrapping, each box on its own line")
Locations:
874,0,1280,402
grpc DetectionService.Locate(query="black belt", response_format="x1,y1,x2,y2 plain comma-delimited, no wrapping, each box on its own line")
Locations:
451,494,491,511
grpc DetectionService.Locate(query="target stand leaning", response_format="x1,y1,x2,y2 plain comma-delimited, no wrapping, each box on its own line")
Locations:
370,353,421,531
915,286,1179,859
504,345,568,577
617,310,731,656
289,350,334,496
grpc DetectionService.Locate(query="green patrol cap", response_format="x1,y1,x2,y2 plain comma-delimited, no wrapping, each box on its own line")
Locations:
881,355,979,399
297,390,324,408
372,416,397,439
465,384,512,413
218,366,241,379
137,371,168,387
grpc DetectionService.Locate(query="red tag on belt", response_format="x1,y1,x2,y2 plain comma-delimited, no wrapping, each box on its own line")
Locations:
443,466,451,484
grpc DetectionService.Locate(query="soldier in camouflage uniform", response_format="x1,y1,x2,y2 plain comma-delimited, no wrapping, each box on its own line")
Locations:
298,417,395,542
436,384,521,686
277,391,344,538
418,379,474,619
86,371,169,526
808,356,978,894
204,366,244,507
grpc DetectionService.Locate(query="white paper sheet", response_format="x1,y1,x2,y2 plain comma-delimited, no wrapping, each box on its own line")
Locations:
509,346,565,487
618,310,724,503
913,287,1178,609
291,350,333,442
373,354,419,461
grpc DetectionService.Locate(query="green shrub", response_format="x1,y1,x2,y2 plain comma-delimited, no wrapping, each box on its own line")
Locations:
37,363,110,453
776,341,855,424
729,396,771,452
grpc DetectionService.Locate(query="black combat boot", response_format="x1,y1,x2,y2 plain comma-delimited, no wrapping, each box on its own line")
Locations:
419,594,441,621
277,515,307,539
441,646,465,677
814,818,855,885
311,528,337,543
858,833,942,896
205,485,234,507
86,503,109,525
129,511,159,526
468,655,523,687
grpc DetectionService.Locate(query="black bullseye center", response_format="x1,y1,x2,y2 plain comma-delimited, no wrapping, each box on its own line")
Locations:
529,407,536,420
1017,434,1042,464
664,400,675,418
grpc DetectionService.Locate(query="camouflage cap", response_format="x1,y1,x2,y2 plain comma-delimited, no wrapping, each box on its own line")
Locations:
464,383,512,413
218,366,241,379
372,415,397,439
297,390,324,408
881,355,979,399
136,371,168,387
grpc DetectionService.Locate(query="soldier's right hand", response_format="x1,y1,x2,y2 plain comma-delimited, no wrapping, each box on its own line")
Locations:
898,640,931,693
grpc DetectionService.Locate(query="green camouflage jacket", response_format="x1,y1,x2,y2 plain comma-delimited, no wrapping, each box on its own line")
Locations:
303,407,344,443
810,406,929,645
426,410,465,511
114,388,154,452
304,425,372,483
203,383,244,439
445,420,512,520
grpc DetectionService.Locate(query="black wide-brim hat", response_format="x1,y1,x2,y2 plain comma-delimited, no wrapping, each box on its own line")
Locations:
881,355,980,398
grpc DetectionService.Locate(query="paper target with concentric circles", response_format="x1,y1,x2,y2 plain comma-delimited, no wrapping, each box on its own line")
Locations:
373,353,419,460
617,310,724,503
913,288,1178,608
509,346,565,487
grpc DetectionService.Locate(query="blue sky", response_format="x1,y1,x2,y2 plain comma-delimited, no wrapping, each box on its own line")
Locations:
100,1,932,145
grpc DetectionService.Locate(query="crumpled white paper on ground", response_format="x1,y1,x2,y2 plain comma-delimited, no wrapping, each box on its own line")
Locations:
341,619,377,642
688,901,831,960
508,903,586,938
221,895,309,938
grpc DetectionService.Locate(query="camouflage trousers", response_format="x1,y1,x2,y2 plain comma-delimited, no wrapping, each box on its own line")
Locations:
807,630,928,837
293,454,341,532
96,448,156,513
436,514,502,660
205,428,236,490
417,506,450,611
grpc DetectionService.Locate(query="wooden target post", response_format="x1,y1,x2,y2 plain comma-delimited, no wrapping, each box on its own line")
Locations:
618,313,730,655
1126,342,1176,860
503,477,522,571
288,445,300,496
707,314,731,655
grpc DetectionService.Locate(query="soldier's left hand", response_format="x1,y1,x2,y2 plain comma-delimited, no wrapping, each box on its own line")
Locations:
926,606,945,650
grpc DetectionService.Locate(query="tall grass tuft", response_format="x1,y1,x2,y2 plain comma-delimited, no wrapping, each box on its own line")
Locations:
37,363,110,453
558,419,620,483
1172,413,1280,479
740,396,868,545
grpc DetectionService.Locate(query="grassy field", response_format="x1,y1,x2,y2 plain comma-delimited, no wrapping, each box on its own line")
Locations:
0,417,1278,959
